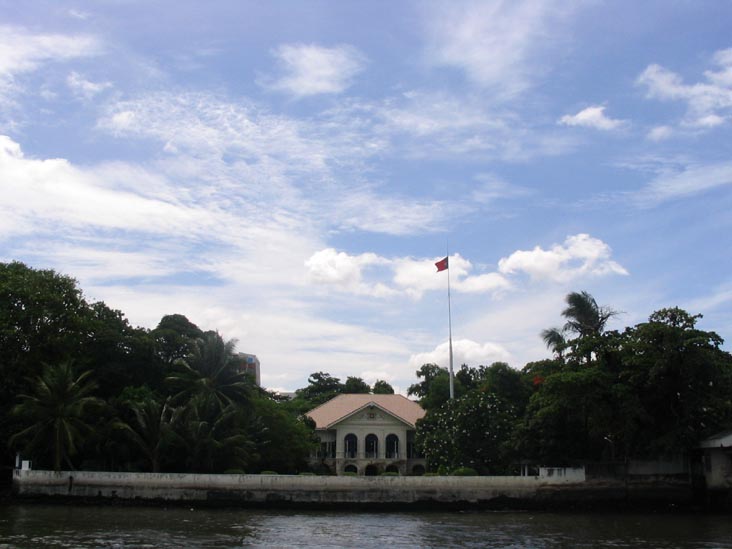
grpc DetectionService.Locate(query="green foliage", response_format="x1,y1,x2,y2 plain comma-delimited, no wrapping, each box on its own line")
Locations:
11,361,102,470
372,379,395,394
416,391,516,475
409,364,465,411
115,396,181,472
521,305,732,463
248,395,316,474
166,332,254,414
295,372,344,408
451,466,478,476
344,376,371,394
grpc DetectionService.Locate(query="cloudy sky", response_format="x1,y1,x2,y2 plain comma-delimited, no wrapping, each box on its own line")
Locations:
2,1,731,393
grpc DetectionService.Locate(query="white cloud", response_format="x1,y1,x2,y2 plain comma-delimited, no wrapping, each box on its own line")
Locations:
636,161,732,204
498,234,628,282
334,189,448,236
409,339,511,370
393,254,511,299
262,43,366,97
67,71,112,99
637,48,732,128
0,25,101,108
647,125,673,141
97,92,450,237
423,0,580,96
305,248,395,297
0,25,100,76
559,105,627,130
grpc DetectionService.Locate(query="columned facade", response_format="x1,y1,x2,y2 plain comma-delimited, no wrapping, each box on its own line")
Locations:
307,395,426,476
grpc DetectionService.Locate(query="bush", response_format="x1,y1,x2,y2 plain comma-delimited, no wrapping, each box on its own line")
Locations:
451,467,478,476
342,471,358,477
260,470,278,475
298,472,316,476
424,472,440,476
380,472,399,476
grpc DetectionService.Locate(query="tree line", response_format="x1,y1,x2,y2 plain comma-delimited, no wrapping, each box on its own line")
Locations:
412,292,732,475
3,261,732,476
2,262,315,473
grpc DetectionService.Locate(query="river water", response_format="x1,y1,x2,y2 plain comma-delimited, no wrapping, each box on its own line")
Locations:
1,504,731,548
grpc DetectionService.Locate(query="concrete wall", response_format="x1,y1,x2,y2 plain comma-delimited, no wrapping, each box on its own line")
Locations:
13,469,585,505
539,467,586,482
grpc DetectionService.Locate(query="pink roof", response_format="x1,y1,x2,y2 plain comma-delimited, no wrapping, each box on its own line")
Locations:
306,394,425,429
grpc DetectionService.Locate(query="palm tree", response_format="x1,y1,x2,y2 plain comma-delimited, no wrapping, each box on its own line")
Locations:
116,397,181,472
180,401,255,473
541,327,567,359
11,361,101,471
166,331,253,413
541,291,617,360
562,291,617,338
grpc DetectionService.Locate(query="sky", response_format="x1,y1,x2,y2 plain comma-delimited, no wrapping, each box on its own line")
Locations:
2,1,732,394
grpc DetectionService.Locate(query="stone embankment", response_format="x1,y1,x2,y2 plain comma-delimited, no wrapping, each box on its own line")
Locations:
12,469,694,509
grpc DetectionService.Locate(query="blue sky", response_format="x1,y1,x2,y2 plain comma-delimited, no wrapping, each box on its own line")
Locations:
2,1,732,393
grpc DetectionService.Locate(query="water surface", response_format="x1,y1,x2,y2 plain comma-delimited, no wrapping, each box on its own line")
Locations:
1,505,731,548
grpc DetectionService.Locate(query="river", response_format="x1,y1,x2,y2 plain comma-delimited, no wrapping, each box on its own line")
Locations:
1,504,731,548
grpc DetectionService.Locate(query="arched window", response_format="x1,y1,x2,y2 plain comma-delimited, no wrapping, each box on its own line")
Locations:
344,464,358,474
344,434,358,458
365,434,378,458
386,434,399,459
364,464,379,476
385,464,399,474
411,464,425,476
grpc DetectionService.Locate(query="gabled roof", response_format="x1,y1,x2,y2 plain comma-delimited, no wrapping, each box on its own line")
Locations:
306,394,425,429
699,429,732,448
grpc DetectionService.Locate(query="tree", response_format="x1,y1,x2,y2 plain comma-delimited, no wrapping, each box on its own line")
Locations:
616,308,732,456
409,364,464,410
167,332,253,414
116,396,181,472
152,314,203,367
372,380,395,394
178,400,255,473
416,391,516,474
11,362,102,470
0,262,95,467
541,291,617,363
248,396,316,473
562,291,617,338
343,376,370,394
294,372,344,408
540,327,567,359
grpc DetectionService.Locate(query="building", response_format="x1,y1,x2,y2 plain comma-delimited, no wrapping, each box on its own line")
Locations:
699,429,732,492
233,353,260,386
306,394,427,476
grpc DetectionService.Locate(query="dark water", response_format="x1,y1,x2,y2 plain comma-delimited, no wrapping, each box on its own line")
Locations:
1,505,731,548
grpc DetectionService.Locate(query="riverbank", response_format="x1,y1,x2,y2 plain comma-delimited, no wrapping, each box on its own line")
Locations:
13,469,721,511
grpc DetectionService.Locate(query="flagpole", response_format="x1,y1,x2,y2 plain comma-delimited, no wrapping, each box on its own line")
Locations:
447,245,454,400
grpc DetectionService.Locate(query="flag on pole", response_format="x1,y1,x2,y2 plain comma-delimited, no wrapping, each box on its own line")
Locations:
435,256,448,272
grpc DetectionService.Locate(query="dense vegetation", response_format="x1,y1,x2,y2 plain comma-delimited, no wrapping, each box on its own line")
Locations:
3,261,731,475
413,292,732,474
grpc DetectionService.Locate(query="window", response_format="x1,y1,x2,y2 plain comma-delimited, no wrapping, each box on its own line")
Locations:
344,434,358,458
386,434,399,459
365,434,378,458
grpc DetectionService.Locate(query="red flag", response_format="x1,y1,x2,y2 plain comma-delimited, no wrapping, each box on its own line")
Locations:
435,257,448,272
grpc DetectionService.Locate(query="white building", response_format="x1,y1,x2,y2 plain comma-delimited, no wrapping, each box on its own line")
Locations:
306,394,427,476
699,430,732,491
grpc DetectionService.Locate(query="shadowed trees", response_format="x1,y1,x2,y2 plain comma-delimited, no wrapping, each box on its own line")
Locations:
11,362,102,471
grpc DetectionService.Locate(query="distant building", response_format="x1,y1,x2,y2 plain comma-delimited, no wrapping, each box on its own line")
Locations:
306,394,426,476
233,353,260,386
